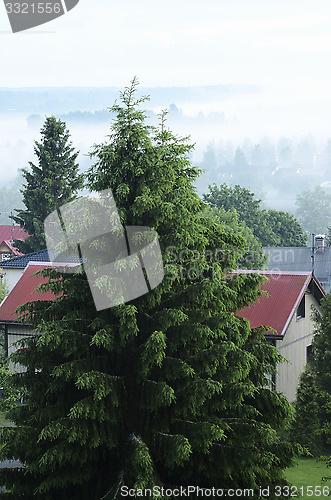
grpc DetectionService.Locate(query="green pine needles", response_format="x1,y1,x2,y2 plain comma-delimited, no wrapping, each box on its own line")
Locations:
0,79,296,499
291,294,331,461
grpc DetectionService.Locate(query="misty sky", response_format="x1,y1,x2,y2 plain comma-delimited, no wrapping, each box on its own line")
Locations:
0,1,331,137
0,0,330,89
0,0,330,210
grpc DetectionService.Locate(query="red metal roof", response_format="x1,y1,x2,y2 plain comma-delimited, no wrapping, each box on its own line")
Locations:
1,240,24,256
236,271,320,338
0,263,57,323
0,225,29,244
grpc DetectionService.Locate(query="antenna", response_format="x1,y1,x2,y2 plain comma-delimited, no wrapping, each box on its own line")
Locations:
311,233,315,273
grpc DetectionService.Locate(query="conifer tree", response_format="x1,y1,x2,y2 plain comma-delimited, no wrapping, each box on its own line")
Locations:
11,116,83,253
291,366,329,456
0,80,295,499
203,206,266,269
292,294,331,460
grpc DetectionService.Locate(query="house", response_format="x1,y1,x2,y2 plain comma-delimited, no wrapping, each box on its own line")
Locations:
0,225,29,262
0,248,80,293
236,270,325,403
0,239,23,261
0,249,50,293
0,260,80,372
264,235,331,292
0,262,56,372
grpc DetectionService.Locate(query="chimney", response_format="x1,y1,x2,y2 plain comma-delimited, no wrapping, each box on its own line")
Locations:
315,234,325,253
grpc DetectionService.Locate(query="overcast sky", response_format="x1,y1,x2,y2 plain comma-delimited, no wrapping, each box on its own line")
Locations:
0,0,331,138
0,0,330,89
0,0,330,206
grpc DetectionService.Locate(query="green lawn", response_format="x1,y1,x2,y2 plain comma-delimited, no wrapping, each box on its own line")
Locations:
285,458,331,499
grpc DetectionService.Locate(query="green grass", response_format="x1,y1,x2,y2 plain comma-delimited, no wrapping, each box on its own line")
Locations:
285,458,331,498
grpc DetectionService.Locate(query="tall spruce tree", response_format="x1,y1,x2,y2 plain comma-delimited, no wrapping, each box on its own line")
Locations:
0,80,295,499
312,294,331,478
289,297,331,490
11,116,83,254
203,206,266,269
290,367,328,456
292,293,331,462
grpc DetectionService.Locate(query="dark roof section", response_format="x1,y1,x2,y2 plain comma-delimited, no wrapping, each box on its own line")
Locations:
236,270,325,338
0,263,57,323
0,249,81,268
263,246,331,293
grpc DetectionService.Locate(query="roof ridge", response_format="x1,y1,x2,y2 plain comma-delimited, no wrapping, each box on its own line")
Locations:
235,270,312,276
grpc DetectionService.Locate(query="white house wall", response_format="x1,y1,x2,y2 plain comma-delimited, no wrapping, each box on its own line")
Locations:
2,268,25,295
7,324,34,373
275,292,321,403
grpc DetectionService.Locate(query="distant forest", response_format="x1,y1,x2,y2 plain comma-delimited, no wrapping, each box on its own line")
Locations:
195,135,331,210
0,84,259,113
26,108,331,212
1,86,331,235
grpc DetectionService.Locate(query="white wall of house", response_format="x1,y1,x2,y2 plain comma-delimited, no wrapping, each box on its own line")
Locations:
275,291,321,403
7,323,34,373
2,268,25,295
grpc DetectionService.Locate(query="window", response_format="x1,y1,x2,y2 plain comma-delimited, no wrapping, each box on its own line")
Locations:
306,344,313,363
296,295,305,319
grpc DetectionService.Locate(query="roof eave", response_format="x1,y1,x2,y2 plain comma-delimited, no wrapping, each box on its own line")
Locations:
0,319,31,326
264,333,283,340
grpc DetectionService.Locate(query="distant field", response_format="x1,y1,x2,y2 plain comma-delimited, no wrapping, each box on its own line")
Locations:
285,458,331,499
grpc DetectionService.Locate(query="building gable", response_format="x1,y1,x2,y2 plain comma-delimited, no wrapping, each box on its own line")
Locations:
236,271,325,338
